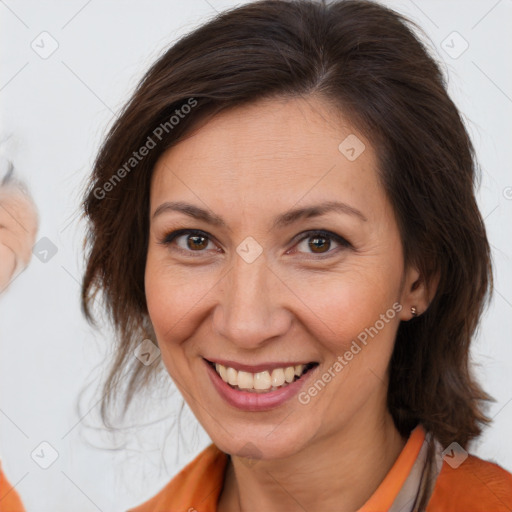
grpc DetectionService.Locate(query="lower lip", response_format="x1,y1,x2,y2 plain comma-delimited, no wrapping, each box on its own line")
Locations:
204,359,318,412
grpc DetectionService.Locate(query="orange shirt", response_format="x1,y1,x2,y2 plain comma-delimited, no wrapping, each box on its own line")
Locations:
0,462,25,512
128,425,512,512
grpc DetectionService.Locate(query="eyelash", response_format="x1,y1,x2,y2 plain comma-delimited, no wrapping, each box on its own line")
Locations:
157,228,351,258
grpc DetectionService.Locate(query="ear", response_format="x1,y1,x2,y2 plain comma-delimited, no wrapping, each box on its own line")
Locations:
398,264,440,321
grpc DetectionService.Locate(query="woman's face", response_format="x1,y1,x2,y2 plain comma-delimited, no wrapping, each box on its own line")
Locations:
145,96,421,460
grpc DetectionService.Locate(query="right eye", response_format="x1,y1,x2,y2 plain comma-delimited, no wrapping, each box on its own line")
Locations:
158,229,220,256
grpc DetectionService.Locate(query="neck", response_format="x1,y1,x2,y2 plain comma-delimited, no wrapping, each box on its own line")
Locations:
218,406,407,512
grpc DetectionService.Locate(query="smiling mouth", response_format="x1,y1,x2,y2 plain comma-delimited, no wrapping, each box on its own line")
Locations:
205,359,318,393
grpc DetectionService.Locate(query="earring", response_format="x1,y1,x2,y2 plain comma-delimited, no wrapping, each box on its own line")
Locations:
411,306,418,318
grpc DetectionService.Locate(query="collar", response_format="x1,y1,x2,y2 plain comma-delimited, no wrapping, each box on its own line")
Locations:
131,424,427,511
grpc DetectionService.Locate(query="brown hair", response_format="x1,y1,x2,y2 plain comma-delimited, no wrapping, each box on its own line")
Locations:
81,0,493,505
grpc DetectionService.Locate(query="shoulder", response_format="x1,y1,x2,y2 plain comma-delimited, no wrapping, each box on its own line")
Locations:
127,444,228,512
0,459,26,512
427,453,512,511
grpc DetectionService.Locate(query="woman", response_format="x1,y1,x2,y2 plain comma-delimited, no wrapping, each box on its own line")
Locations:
81,0,512,510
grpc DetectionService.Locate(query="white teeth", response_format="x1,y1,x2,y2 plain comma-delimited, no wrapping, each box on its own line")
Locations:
253,371,271,390
284,366,295,383
212,362,311,392
237,371,254,389
271,368,285,387
216,363,228,382
227,366,238,386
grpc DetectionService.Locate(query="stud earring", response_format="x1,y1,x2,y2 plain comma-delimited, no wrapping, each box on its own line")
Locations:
411,306,418,317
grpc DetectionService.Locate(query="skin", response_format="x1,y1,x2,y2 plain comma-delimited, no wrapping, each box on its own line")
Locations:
0,183,38,293
145,96,434,511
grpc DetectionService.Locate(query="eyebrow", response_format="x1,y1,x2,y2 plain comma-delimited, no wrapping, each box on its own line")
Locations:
152,200,368,228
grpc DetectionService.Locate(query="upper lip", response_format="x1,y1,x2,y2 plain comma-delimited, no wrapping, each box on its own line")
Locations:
204,357,317,373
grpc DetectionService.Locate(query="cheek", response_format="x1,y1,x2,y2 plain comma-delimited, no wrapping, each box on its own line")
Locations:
144,254,220,355
146,247,196,314
291,265,401,354
294,272,401,420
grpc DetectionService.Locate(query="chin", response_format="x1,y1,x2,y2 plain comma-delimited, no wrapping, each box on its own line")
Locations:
202,413,325,462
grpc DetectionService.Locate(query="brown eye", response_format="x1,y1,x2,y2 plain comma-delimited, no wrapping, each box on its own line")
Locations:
294,230,350,257
186,233,209,250
308,235,331,253
159,229,216,254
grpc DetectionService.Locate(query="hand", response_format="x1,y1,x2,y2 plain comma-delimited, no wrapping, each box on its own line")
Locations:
0,170,39,292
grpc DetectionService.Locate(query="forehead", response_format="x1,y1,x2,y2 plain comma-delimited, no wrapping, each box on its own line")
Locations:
149,96,386,223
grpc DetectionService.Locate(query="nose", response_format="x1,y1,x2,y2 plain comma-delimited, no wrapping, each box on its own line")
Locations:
212,253,292,350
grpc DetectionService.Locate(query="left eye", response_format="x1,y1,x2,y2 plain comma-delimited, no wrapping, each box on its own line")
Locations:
292,230,350,256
